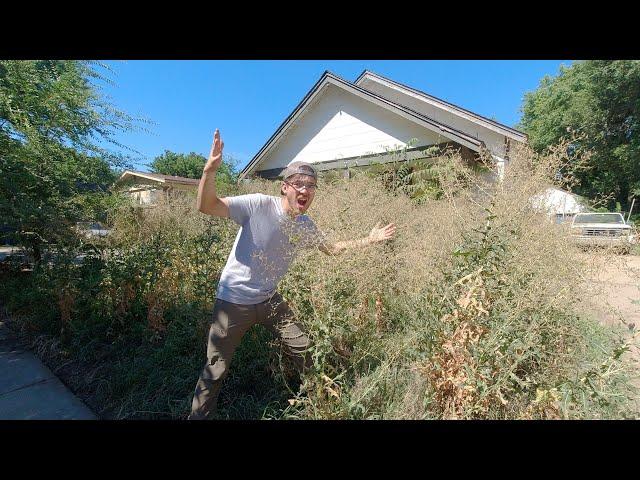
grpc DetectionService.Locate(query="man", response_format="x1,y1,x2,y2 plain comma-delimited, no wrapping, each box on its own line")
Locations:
189,129,396,419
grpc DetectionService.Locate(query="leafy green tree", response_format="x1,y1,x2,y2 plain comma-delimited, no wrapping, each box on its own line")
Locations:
150,151,207,179
150,149,239,186
0,60,142,260
519,60,640,211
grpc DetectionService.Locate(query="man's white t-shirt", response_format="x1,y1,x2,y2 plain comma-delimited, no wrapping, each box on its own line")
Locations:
215,193,323,305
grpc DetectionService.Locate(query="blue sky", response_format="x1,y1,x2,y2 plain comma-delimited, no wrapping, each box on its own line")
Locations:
99,60,571,172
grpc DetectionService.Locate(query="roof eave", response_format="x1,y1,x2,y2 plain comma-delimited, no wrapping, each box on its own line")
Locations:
241,71,485,179
355,71,528,142
117,170,166,184
239,71,333,181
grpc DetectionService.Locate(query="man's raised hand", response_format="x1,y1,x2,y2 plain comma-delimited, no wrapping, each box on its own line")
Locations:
204,129,224,173
368,222,396,244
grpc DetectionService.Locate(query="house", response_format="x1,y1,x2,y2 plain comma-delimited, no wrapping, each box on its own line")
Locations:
531,187,588,223
239,70,528,181
115,170,200,206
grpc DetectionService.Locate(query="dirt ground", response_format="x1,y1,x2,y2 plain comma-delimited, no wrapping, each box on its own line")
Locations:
581,252,640,400
584,253,640,329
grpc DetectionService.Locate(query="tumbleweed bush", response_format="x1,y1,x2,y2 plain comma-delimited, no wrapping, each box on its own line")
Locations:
265,142,638,419
2,142,637,419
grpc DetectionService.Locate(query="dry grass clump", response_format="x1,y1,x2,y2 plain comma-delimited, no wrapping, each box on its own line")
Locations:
104,193,239,328
0,190,246,419
109,192,212,244
5,143,634,420
245,141,637,419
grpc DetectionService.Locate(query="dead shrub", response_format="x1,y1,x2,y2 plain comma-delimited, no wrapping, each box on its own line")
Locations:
268,140,637,419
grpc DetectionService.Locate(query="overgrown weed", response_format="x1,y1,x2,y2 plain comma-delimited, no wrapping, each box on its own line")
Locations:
1,141,637,419
273,141,637,419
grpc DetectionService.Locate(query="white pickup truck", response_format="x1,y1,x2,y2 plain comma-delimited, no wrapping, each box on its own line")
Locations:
570,212,637,252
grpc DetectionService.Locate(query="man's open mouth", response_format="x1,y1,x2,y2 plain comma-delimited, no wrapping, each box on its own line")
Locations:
297,197,308,208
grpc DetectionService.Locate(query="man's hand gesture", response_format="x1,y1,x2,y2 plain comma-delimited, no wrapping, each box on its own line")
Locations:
204,129,224,173
368,222,396,244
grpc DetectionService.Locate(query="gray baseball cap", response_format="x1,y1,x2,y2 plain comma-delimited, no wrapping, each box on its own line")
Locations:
281,161,317,180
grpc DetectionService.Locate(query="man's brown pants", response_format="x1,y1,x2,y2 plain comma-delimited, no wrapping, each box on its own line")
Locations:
189,293,310,420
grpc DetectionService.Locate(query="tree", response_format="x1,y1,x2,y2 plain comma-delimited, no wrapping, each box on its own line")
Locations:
0,60,141,260
150,149,238,184
519,60,640,211
150,151,207,179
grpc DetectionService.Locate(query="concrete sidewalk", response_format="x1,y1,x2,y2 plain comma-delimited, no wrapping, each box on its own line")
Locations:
0,320,96,420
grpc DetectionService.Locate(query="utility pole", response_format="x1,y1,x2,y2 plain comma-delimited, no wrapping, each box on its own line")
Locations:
627,197,636,223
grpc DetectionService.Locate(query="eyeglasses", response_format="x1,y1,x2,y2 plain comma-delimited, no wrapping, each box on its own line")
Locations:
285,181,317,192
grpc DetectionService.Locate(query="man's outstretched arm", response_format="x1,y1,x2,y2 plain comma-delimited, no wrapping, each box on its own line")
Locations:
319,222,396,256
197,129,230,218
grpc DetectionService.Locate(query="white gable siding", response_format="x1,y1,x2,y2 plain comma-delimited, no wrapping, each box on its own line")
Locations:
358,77,512,158
258,85,444,171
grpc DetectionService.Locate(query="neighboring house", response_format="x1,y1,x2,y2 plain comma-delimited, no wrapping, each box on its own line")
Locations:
531,187,587,223
239,70,528,181
115,170,200,206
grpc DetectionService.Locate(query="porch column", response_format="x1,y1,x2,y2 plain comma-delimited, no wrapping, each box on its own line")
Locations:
492,154,507,181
